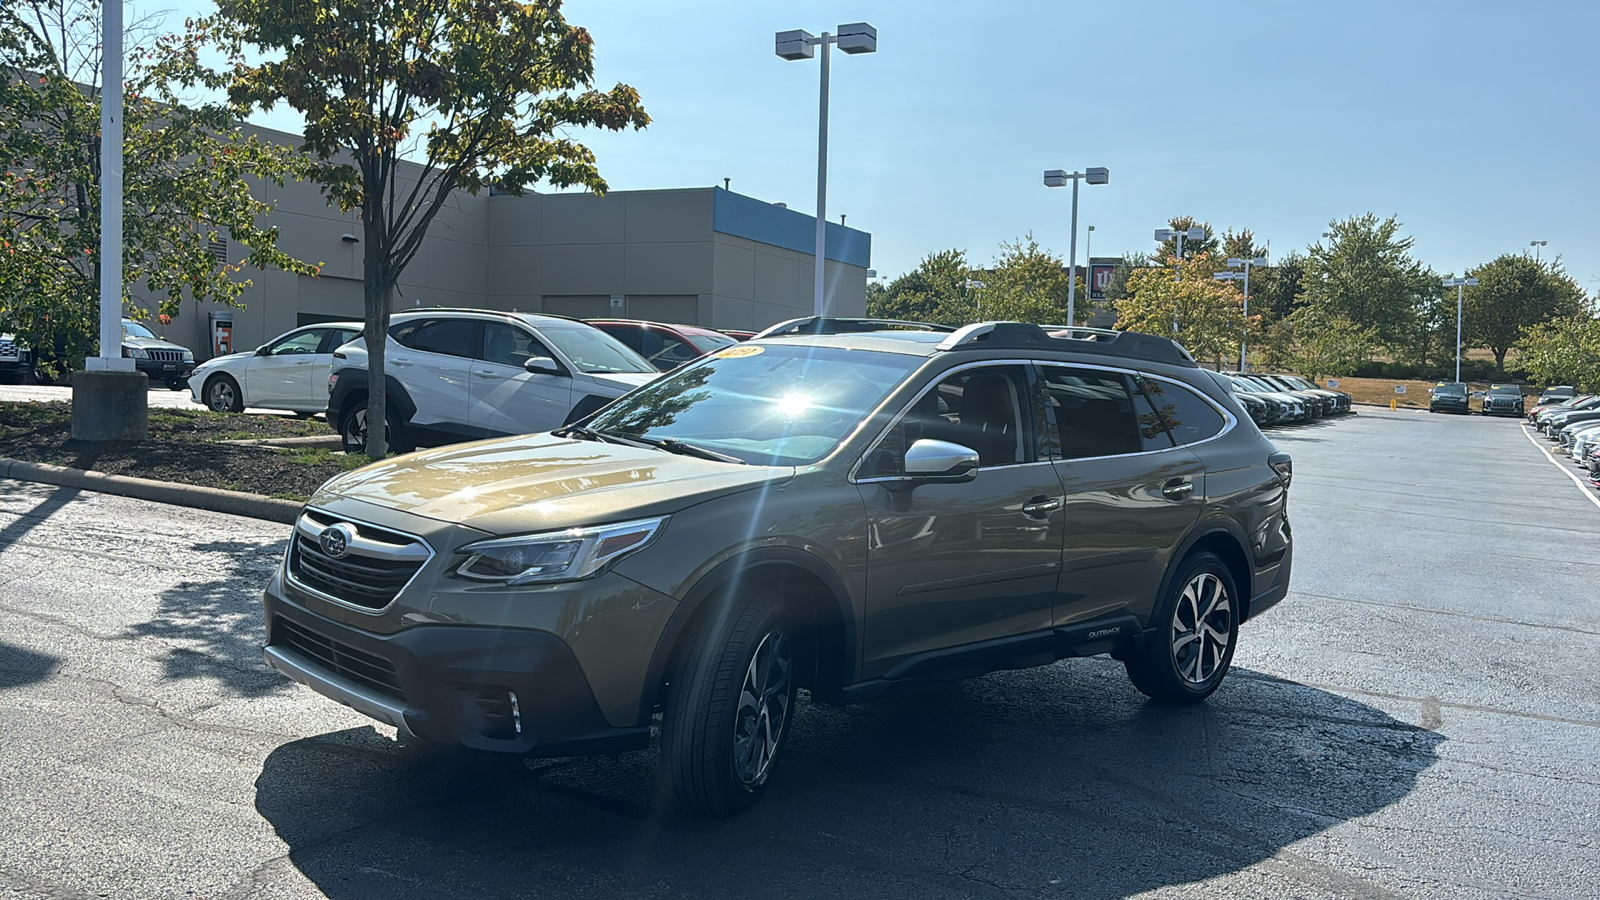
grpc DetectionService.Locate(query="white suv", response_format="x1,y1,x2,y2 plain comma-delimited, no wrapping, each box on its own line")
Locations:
327,309,659,453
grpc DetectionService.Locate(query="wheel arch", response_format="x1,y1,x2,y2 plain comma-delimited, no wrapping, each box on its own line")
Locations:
1159,522,1254,620
202,369,244,407
638,548,856,724
327,368,418,423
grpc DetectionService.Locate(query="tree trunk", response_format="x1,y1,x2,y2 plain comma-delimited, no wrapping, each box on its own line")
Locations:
362,209,394,460
1493,347,1508,373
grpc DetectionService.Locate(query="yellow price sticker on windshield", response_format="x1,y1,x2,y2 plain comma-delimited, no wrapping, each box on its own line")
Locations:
713,345,765,359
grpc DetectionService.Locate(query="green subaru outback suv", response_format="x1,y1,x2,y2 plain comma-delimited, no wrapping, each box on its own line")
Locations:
262,319,1293,815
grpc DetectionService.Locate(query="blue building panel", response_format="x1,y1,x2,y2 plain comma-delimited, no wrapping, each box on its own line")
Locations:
711,188,871,268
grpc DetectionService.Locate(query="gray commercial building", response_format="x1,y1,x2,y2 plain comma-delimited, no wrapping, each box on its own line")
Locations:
170,126,871,358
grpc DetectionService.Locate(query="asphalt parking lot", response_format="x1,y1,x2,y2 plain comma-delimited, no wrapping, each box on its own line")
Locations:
1,406,1597,899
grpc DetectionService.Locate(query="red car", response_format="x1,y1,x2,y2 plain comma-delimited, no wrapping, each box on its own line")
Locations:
585,319,740,372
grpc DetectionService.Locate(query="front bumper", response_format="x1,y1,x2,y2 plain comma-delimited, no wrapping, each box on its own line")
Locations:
263,588,651,756
133,358,195,381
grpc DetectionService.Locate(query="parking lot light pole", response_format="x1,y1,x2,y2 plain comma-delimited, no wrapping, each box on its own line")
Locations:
776,23,877,317
1155,226,1206,333
1530,240,1547,261
1226,256,1267,369
1442,276,1479,383
1044,167,1109,326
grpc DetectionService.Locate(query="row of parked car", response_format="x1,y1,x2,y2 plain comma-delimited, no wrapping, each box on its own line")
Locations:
1527,387,1600,485
1217,372,1354,427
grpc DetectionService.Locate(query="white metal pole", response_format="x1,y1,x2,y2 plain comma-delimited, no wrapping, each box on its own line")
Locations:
1240,262,1250,371
1173,233,1184,333
812,34,831,318
1455,282,1463,383
1067,174,1080,326
97,0,124,367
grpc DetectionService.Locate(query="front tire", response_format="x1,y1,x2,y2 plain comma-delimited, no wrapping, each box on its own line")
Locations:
1126,551,1239,705
204,375,244,412
662,587,798,816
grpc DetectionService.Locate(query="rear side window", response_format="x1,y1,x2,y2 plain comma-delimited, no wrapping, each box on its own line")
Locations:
320,328,360,352
1039,366,1169,459
593,323,643,353
1138,377,1227,445
392,318,479,358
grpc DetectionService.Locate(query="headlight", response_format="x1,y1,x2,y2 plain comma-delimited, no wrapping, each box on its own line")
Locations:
124,346,147,358
454,516,667,586
182,349,194,361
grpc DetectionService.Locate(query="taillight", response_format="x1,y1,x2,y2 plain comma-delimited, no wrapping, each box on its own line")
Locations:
1268,451,1292,488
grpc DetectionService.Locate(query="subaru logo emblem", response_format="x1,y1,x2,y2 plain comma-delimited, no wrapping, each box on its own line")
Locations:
318,523,356,559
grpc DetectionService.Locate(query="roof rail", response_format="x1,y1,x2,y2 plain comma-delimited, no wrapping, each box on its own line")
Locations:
752,317,958,339
934,321,1197,367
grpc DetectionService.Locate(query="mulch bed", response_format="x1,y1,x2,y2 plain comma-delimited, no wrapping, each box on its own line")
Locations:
0,401,356,501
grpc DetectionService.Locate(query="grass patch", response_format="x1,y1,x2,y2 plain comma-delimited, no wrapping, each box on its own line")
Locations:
1315,376,1515,411
279,447,371,472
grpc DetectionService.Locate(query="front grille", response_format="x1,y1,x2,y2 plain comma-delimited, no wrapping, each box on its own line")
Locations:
271,616,404,702
146,348,186,363
0,338,18,358
288,510,430,610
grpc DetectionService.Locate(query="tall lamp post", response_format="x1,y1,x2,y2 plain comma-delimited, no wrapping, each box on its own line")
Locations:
1442,276,1479,383
1155,226,1205,333
1530,240,1547,261
1213,255,1267,370
1044,167,1109,326
776,23,877,317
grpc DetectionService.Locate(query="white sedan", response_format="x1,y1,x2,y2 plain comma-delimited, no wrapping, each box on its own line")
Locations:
188,321,362,414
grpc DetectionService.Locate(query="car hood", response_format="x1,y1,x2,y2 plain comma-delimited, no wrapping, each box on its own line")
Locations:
315,432,794,535
196,351,252,368
585,371,657,394
123,335,189,352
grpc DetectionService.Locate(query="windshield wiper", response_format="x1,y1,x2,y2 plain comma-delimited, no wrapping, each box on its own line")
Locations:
553,424,652,448
629,435,747,465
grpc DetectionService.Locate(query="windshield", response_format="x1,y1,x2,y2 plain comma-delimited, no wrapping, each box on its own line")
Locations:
123,321,156,339
690,332,738,353
538,323,656,375
585,344,922,466
1488,386,1521,396
1434,383,1466,395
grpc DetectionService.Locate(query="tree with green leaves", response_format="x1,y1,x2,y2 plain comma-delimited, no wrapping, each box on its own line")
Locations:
1461,255,1587,372
1247,250,1306,322
214,0,649,457
0,0,317,375
1279,303,1378,382
1101,252,1151,306
1219,228,1266,264
1114,253,1254,367
866,248,972,324
1513,315,1600,391
1304,214,1437,357
969,235,1083,325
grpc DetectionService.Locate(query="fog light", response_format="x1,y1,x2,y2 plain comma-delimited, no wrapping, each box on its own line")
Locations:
508,691,522,735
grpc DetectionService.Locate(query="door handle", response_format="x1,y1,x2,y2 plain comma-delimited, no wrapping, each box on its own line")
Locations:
1021,496,1062,518
390,358,414,367
474,369,503,378
294,360,313,365
1161,479,1195,501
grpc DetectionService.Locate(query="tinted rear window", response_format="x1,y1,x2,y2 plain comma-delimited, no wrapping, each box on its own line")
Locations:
1138,377,1227,445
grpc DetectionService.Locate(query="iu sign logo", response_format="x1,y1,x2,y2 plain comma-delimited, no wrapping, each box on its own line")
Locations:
1088,258,1119,301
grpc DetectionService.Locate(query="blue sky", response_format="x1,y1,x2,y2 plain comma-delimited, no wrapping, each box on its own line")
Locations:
160,0,1600,292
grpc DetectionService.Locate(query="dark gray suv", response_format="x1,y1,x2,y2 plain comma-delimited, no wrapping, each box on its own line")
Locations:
262,319,1294,815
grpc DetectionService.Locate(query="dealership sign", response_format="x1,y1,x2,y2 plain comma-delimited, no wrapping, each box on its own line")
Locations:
1088,257,1119,301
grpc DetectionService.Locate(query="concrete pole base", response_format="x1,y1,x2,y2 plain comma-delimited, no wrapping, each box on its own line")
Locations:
71,370,149,441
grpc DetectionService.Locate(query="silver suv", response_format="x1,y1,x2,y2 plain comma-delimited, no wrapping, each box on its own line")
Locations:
327,309,659,453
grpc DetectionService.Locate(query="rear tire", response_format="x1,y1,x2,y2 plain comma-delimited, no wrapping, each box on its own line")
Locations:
661,587,798,817
339,402,410,456
1126,551,1239,705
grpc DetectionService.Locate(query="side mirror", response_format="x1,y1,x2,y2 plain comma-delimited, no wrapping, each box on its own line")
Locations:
523,356,566,377
255,345,270,356
902,439,980,483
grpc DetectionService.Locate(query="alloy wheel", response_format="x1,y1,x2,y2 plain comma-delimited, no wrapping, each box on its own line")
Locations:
1170,572,1233,685
732,628,792,789
207,381,235,411
344,408,367,449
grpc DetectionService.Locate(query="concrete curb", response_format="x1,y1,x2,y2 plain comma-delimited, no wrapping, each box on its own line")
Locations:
219,433,342,448
0,457,301,524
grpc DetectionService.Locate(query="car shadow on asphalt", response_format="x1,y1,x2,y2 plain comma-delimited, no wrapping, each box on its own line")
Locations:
252,660,1442,899
0,639,60,690
121,538,289,698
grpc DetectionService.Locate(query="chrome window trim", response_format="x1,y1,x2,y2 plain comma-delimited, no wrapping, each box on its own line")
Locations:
284,507,436,616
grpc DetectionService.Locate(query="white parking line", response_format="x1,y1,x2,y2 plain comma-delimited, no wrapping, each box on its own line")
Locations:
1521,425,1600,512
